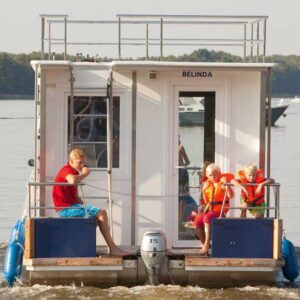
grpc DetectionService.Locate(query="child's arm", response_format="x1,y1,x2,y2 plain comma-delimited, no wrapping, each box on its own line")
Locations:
256,178,275,194
220,176,234,198
202,182,210,212
179,145,190,166
231,178,248,196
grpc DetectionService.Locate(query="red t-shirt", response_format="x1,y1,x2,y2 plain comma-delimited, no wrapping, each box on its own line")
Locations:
52,164,79,211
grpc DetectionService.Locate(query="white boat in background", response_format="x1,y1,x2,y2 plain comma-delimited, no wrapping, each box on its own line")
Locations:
179,97,204,126
180,97,289,126
269,99,289,126
291,96,300,103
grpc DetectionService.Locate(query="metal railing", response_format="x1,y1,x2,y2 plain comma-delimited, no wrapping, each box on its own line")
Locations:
221,182,280,219
177,168,280,219
27,181,87,218
40,14,268,61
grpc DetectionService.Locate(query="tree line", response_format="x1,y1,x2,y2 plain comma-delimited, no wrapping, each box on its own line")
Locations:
0,50,299,98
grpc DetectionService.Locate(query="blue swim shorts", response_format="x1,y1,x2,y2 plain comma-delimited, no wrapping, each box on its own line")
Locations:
58,204,100,218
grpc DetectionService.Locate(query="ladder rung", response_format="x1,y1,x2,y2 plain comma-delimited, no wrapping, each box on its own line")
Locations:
73,141,107,145
73,114,108,117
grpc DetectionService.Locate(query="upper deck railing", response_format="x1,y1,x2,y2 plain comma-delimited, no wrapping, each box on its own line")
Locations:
40,14,268,62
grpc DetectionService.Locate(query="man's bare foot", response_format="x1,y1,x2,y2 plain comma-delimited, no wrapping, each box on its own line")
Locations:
110,247,131,257
199,248,209,256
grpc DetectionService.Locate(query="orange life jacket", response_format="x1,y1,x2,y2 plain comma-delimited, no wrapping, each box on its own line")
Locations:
199,175,208,206
238,169,265,205
203,173,234,213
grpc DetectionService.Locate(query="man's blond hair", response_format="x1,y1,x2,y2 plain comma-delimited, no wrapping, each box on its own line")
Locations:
70,148,86,160
244,163,257,175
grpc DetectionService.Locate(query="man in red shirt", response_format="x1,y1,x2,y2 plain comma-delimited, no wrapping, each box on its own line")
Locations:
53,148,129,256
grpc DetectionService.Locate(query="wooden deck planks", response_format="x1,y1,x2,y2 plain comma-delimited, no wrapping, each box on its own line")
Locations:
24,256,123,267
24,256,283,268
185,257,284,267
24,219,35,259
273,219,283,259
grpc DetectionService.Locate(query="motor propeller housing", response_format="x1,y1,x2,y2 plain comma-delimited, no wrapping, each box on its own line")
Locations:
140,230,167,285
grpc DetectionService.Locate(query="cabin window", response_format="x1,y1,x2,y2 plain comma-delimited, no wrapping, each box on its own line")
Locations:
68,96,120,168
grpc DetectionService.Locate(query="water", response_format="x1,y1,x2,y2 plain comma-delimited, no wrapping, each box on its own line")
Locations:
0,100,300,298
271,101,300,246
0,100,34,239
0,283,300,300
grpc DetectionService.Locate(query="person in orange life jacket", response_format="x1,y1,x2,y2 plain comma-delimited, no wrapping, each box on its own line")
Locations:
197,161,211,211
186,161,211,224
231,163,274,219
193,163,234,255
52,148,130,256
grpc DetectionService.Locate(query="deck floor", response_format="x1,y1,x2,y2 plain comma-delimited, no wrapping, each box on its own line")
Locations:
25,245,284,267
24,246,284,288
96,245,208,259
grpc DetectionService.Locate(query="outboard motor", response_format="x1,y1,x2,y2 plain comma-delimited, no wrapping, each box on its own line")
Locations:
140,230,167,285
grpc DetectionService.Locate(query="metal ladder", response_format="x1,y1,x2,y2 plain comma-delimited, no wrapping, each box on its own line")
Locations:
68,67,115,237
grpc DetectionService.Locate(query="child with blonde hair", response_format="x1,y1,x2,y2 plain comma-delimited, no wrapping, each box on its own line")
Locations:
231,163,274,219
193,163,234,255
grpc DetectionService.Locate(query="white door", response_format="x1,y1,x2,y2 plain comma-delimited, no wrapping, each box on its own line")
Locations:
172,86,216,247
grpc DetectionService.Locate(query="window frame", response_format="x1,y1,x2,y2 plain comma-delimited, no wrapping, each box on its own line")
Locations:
68,95,121,170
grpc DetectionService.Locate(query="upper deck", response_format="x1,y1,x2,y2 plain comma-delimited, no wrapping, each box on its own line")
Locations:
31,60,276,71
40,14,269,62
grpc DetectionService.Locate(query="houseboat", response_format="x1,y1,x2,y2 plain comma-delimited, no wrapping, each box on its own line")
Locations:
21,14,284,287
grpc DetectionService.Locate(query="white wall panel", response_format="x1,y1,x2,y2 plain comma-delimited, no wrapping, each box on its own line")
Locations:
40,63,264,246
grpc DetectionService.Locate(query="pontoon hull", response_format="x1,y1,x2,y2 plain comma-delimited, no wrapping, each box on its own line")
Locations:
23,253,283,287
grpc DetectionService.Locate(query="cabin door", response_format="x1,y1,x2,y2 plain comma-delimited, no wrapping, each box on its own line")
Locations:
172,89,215,247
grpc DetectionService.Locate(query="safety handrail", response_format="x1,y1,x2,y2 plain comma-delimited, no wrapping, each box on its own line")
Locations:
27,181,88,218
176,166,201,171
28,182,85,186
40,14,268,61
220,182,280,219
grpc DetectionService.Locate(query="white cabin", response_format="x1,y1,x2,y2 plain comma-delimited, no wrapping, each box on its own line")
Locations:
30,60,274,248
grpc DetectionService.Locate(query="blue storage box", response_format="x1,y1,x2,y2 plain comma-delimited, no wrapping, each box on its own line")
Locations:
211,218,273,258
34,218,96,258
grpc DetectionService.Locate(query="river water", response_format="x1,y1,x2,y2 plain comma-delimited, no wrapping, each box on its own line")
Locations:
0,100,300,299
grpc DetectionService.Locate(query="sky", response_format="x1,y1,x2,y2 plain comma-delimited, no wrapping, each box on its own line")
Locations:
0,0,299,58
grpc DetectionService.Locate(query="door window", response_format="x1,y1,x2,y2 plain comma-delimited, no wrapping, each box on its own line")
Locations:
178,91,215,240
